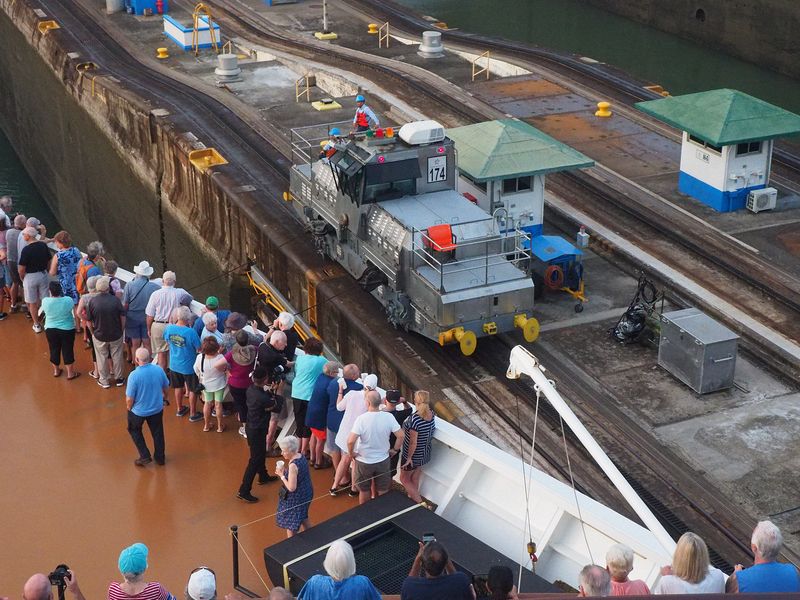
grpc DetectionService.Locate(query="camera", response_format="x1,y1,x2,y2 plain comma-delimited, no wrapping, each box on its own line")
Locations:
270,364,287,383
49,564,70,592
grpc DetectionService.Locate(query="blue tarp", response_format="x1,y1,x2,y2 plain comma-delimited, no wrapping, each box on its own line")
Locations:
528,235,581,263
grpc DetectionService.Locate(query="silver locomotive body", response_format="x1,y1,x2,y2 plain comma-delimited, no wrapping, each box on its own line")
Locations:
288,121,539,353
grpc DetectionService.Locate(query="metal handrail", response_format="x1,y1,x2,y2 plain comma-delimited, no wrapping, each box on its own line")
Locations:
378,22,390,48
295,73,311,103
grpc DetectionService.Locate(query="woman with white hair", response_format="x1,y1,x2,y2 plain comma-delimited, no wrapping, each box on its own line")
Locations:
275,435,314,537
77,275,102,378
653,532,724,594
298,539,380,600
605,543,649,596
268,311,299,362
199,312,224,343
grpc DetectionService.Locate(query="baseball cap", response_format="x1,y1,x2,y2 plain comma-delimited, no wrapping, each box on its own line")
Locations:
118,542,148,574
205,296,219,309
187,567,216,600
363,373,378,389
386,389,401,403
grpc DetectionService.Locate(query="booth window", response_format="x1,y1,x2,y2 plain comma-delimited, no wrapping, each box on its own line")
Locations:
736,141,762,156
502,176,532,194
688,134,722,155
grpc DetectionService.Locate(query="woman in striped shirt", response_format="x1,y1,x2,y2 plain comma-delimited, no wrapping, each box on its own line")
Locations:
399,390,436,504
108,543,174,600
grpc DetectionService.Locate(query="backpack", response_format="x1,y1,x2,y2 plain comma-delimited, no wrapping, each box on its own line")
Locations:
75,258,96,296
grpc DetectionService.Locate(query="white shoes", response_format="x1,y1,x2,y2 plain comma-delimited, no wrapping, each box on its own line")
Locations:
238,426,247,439
32,323,43,333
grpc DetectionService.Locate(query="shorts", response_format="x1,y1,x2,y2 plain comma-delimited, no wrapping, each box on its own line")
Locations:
150,321,169,353
310,428,326,441
202,389,225,403
292,398,310,438
354,457,391,493
324,428,339,454
1,263,10,288
169,370,201,392
8,262,21,286
23,271,49,304
125,316,148,340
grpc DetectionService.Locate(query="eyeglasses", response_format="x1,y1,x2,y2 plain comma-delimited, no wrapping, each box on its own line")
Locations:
190,567,216,576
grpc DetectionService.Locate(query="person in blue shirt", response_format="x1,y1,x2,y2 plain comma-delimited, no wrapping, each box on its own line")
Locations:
726,520,800,593
290,337,328,459
163,306,202,421
125,347,170,466
352,95,380,133
193,295,230,336
298,539,380,600
306,361,341,471
401,541,474,600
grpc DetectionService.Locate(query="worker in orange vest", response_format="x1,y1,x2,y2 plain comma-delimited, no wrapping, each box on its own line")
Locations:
352,95,380,133
318,128,342,162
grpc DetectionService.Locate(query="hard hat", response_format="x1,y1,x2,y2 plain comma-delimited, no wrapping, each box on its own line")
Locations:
356,94,365,103
330,127,341,136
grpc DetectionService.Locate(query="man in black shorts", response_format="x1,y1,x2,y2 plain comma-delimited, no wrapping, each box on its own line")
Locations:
163,306,202,421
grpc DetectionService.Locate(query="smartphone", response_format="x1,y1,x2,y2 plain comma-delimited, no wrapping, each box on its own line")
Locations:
472,574,490,599
422,532,436,545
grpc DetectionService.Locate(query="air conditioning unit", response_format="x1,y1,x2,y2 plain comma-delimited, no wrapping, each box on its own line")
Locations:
398,120,445,145
746,187,777,213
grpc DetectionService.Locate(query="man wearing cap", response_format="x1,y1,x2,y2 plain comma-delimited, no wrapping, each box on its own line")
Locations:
5,214,27,312
193,296,230,337
186,567,216,600
123,261,160,359
87,276,127,389
348,390,404,504
110,543,171,600
17,226,52,333
352,95,380,133
318,128,342,162
220,312,263,353
145,271,193,371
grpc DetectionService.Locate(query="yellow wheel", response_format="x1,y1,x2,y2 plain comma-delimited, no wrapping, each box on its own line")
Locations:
459,330,477,356
523,317,540,343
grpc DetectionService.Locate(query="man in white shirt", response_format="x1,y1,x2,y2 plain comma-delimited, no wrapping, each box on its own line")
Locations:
347,390,404,504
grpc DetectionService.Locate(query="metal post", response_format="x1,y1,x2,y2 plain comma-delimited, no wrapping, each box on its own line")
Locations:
322,0,329,33
231,525,240,590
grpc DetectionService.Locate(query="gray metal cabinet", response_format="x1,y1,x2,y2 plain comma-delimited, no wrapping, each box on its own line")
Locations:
658,308,739,394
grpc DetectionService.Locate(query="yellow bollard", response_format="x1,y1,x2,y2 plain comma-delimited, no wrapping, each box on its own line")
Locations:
156,47,169,59
595,101,612,117
367,23,378,34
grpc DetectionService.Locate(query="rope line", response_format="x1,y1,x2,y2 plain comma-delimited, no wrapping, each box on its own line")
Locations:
231,528,272,593
559,414,594,565
518,386,541,592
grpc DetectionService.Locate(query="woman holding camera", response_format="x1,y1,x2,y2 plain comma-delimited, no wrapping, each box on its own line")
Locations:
399,391,436,504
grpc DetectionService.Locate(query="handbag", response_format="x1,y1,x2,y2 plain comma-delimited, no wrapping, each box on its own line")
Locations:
195,354,206,393
278,486,288,500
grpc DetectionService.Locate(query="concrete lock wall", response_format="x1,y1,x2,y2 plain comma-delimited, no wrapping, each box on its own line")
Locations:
0,0,424,397
580,0,800,79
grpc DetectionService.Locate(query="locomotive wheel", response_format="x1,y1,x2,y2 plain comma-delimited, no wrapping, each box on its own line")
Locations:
459,330,477,356
523,317,540,343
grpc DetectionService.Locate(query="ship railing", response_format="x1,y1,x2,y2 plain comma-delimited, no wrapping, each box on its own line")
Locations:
290,120,352,165
411,225,531,292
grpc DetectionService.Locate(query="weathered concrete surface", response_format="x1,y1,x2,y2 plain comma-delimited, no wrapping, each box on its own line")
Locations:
581,0,800,79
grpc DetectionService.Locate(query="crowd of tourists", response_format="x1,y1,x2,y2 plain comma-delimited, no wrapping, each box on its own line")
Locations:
11,520,800,600
0,197,437,540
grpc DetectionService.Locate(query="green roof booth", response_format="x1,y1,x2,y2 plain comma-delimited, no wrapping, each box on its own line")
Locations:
636,89,800,212
447,119,593,238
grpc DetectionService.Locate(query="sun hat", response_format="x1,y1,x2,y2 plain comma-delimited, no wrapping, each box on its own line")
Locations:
225,312,247,330
118,542,148,574
133,261,154,277
363,373,378,389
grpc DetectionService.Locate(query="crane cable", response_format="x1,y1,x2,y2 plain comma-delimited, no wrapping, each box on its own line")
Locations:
517,385,542,592
559,412,595,565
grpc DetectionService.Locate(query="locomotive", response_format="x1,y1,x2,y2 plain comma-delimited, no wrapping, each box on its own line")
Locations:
287,120,539,355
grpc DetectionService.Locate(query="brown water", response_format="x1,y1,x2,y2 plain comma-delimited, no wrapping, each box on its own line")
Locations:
0,313,356,598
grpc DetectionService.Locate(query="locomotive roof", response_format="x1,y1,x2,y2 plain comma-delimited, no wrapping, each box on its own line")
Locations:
379,190,496,240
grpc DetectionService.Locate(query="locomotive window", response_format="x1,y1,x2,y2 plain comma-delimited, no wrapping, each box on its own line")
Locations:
364,179,416,203
365,159,421,184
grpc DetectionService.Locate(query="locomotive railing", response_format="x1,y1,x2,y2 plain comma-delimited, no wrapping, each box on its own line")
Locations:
290,121,352,165
411,223,531,293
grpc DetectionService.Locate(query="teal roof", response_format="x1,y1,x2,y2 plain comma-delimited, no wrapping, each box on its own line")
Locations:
447,119,593,181
635,89,800,146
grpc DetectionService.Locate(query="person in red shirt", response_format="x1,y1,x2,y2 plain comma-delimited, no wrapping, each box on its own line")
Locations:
606,543,650,596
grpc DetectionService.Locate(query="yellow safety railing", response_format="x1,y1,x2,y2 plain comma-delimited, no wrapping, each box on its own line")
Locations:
378,22,390,48
247,272,314,343
295,74,312,103
471,50,490,81
192,3,220,57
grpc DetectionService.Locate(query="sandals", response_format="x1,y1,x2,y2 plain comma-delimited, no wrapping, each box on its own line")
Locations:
53,368,63,378
217,424,226,433
88,371,99,379
203,426,213,432
67,372,81,381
